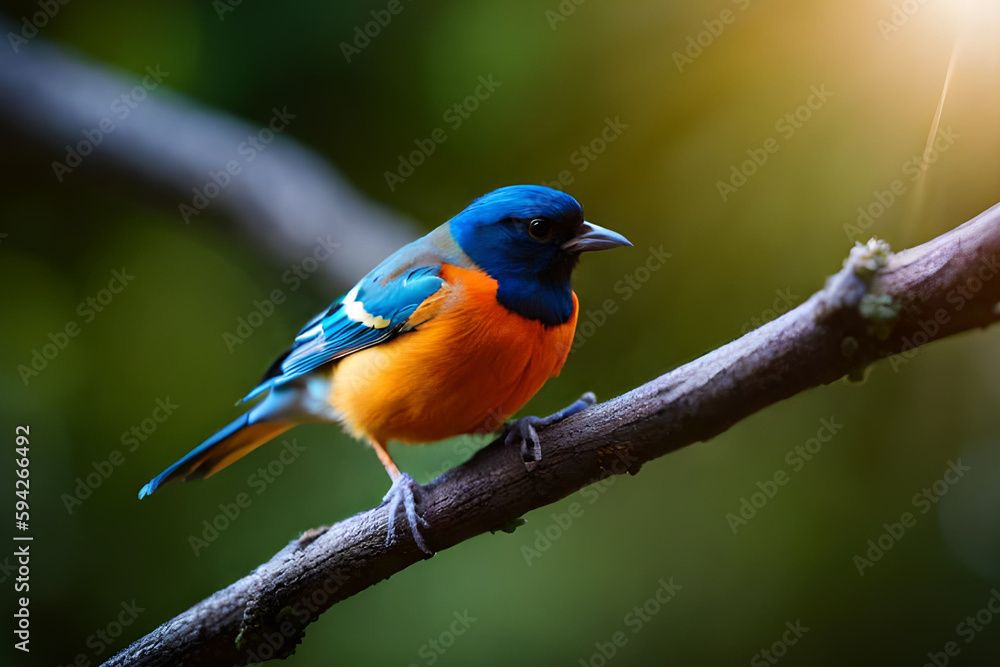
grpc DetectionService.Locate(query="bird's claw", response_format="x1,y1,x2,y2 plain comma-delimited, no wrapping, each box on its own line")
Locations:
505,416,543,463
382,472,433,555
505,392,597,466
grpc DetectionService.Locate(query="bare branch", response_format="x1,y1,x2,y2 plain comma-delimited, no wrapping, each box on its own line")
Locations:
100,203,1000,666
0,21,417,284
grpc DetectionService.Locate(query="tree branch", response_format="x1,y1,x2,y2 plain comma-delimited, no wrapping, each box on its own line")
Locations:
104,202,1000,666
0,20,417,284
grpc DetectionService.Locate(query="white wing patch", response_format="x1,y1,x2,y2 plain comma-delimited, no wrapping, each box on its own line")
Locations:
342,285,391,329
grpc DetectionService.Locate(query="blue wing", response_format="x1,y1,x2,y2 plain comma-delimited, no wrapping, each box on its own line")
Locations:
240,263,444,403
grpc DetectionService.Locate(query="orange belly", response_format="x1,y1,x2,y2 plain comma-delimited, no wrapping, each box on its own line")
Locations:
328,263,578,444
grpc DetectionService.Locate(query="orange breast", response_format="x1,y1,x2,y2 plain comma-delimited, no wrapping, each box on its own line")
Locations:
328,263,578,444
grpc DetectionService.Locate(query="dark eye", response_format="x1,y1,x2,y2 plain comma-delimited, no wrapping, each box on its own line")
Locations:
528,218,552,241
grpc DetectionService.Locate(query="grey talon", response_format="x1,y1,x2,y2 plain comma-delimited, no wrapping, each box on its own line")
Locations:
382,472,432,555
505,392,597,466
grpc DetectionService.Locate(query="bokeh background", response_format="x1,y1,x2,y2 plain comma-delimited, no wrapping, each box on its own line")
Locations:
3,0,1000,665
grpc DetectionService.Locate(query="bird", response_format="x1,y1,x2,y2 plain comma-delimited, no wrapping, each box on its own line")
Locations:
138,184,631,553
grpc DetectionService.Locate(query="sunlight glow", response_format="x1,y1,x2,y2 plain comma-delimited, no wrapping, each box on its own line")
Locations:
922,42,959,168
907,40,960,236
952,0,1000,22
901,0,1000,240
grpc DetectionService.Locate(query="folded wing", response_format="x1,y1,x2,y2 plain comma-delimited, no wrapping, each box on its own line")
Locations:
241,264,445,403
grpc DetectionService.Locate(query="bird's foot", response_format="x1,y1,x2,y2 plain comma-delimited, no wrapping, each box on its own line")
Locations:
382,472,433,555
505,392,597,466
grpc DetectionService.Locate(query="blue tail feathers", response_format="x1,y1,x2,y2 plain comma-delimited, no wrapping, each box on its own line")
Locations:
138,412,294,499
138,412,251,498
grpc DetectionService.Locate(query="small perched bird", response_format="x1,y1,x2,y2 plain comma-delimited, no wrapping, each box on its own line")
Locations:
138,185,630,552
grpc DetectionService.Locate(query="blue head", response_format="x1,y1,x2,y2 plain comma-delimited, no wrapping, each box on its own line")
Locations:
449,185,631,325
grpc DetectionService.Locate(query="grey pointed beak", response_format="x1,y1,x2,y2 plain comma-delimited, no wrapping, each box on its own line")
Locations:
562,221,633,253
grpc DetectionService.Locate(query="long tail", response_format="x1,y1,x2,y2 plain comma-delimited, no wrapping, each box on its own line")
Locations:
138,412,292,498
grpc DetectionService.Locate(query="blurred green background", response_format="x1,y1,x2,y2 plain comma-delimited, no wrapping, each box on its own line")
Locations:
2,0,1000,665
